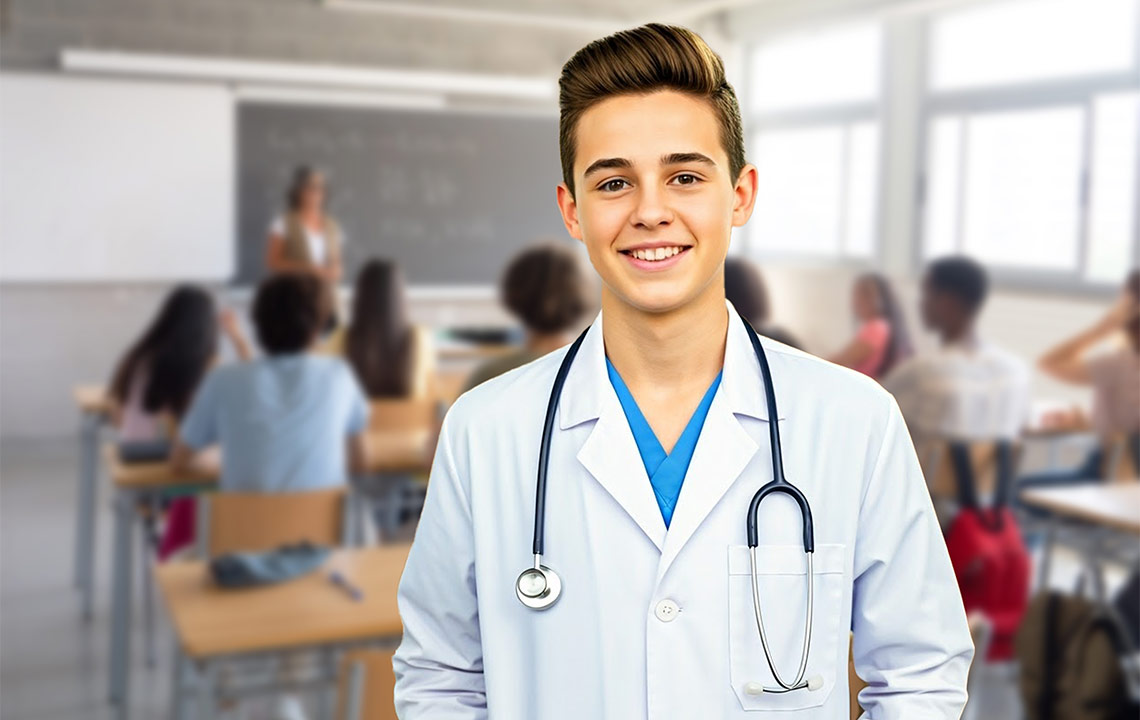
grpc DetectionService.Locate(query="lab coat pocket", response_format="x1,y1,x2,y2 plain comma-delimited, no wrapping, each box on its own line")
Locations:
727,544,846,712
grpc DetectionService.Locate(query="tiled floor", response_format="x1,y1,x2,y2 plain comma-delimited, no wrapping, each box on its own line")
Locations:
1,438,1113,719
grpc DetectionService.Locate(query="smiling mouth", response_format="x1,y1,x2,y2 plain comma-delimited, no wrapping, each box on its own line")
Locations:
620,245,692,262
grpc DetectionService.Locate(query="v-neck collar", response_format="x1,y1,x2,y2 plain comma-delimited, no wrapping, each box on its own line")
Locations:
605,356,723,526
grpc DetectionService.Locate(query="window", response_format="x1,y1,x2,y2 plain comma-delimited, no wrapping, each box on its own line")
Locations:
930,0,1137,91
745,22,882,260
921,0,1140,287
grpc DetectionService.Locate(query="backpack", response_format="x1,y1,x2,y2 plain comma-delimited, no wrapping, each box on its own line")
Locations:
1016,584,1140,720
943,441,1030,660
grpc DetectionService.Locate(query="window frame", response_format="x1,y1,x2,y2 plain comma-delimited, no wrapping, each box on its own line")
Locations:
915,0,1140,296
741,22,888,265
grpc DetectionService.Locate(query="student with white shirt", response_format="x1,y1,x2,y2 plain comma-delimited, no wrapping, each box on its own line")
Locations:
882,256,1030,476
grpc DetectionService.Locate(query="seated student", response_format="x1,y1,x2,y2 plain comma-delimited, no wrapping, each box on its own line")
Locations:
464,243,592,392
109,286,250,559
1025,269,1140,485
723,256,803,350
829,272,913,381
326,258,435,398
171,273,369,493
109,287,251,441
882,256,1030,468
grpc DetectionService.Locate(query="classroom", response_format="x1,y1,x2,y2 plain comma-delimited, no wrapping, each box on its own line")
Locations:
1,1,1138,718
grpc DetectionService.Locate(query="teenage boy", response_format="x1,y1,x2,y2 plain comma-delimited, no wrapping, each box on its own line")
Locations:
395,24,972,719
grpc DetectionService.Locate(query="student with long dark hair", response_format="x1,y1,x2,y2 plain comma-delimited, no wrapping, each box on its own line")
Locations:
829,272,913,380
108,286,250,560
330,258,435,398
108,286,250,442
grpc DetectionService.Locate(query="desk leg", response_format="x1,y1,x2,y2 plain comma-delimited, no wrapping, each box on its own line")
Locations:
196,661,218,720
75,412,98,619
1037,521,1057,593
141,505,157,669
170,646,191,720
109,490,135,709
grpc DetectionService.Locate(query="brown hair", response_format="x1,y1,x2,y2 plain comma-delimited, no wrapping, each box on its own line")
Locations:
501,243,590,334
558,23,746,197
346,258,415,397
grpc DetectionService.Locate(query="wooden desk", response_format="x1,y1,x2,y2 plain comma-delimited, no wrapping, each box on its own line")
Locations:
159,546,408,658
159,547,409,720
1021,482,1140,599
1020,483,1140,535
104,433,422,717
72,384,112,620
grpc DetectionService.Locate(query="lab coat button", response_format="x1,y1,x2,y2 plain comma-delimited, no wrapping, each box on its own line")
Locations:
654,599,680,622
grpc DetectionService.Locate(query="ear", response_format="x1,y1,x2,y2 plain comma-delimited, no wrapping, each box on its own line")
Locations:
731,164,759,228
556,183,583,242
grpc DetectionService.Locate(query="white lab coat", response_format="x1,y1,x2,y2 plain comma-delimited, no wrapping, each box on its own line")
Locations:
394,303,973,719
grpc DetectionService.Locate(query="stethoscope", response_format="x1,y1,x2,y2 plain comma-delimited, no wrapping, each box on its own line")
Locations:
515,315,821,695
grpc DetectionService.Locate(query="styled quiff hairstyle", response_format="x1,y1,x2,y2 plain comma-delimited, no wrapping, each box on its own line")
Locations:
558,23,746,197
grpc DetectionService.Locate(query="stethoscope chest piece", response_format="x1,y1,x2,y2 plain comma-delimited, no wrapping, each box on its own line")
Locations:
516,564,562,610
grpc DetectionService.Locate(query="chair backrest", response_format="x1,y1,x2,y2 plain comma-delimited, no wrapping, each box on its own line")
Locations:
1104,432,1140,482
199,486,348,557
336,649,398,720
369,397,440,434
924,439,1021,506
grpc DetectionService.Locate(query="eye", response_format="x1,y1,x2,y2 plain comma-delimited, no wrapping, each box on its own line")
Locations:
599,178,630,193
671,173,701,186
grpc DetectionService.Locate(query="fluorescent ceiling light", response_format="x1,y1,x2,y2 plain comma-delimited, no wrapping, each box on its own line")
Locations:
323,0,626,32
234,84,446,109
61,49,556,99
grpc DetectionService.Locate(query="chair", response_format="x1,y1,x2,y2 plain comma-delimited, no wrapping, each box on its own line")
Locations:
366,397,441,540
196,486,350,557
1104,432,1140,482
335,649,398,720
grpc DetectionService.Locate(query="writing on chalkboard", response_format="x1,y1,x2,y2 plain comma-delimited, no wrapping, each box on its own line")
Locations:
238,104,568,287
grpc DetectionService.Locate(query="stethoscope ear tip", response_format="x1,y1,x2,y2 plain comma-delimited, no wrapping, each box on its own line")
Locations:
807,675,824,692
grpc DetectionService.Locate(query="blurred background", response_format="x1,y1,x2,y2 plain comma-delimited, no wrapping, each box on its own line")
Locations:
1,0,1137,718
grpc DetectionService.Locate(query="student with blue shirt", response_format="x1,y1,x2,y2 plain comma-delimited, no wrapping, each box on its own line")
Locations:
171,272,369,493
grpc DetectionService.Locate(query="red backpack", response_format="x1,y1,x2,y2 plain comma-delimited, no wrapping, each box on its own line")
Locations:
944,441,1030,661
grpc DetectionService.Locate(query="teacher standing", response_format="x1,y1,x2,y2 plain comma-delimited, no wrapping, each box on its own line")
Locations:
266,166,344,325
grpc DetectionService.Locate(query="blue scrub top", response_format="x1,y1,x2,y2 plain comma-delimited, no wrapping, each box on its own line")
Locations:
605,357,723,527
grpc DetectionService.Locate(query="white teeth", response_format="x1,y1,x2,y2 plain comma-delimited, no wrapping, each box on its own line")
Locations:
630,246,684,262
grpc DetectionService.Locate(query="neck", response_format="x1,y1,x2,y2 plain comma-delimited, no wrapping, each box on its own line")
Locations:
601,278,728,390
941,322,974,347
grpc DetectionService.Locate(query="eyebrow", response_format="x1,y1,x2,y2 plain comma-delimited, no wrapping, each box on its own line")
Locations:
582,152,717,179
661,152,716,167
582,157,632,178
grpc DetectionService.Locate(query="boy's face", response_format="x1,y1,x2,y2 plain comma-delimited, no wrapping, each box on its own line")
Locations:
556,90,757,315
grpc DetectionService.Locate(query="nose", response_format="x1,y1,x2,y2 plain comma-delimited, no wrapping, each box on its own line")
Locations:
630,184,673,230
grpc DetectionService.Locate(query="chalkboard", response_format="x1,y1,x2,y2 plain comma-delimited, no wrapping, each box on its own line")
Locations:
237,103,571,287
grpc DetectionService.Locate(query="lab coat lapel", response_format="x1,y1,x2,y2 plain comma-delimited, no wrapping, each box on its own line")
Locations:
577,400,668,551
561,312,667,551
655,392,758,582
655,304,784,583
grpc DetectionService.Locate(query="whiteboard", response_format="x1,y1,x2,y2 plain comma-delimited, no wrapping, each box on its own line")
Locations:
0,74,234,282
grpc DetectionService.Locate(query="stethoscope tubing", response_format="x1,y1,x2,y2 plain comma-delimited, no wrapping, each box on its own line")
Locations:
521,315,817,694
